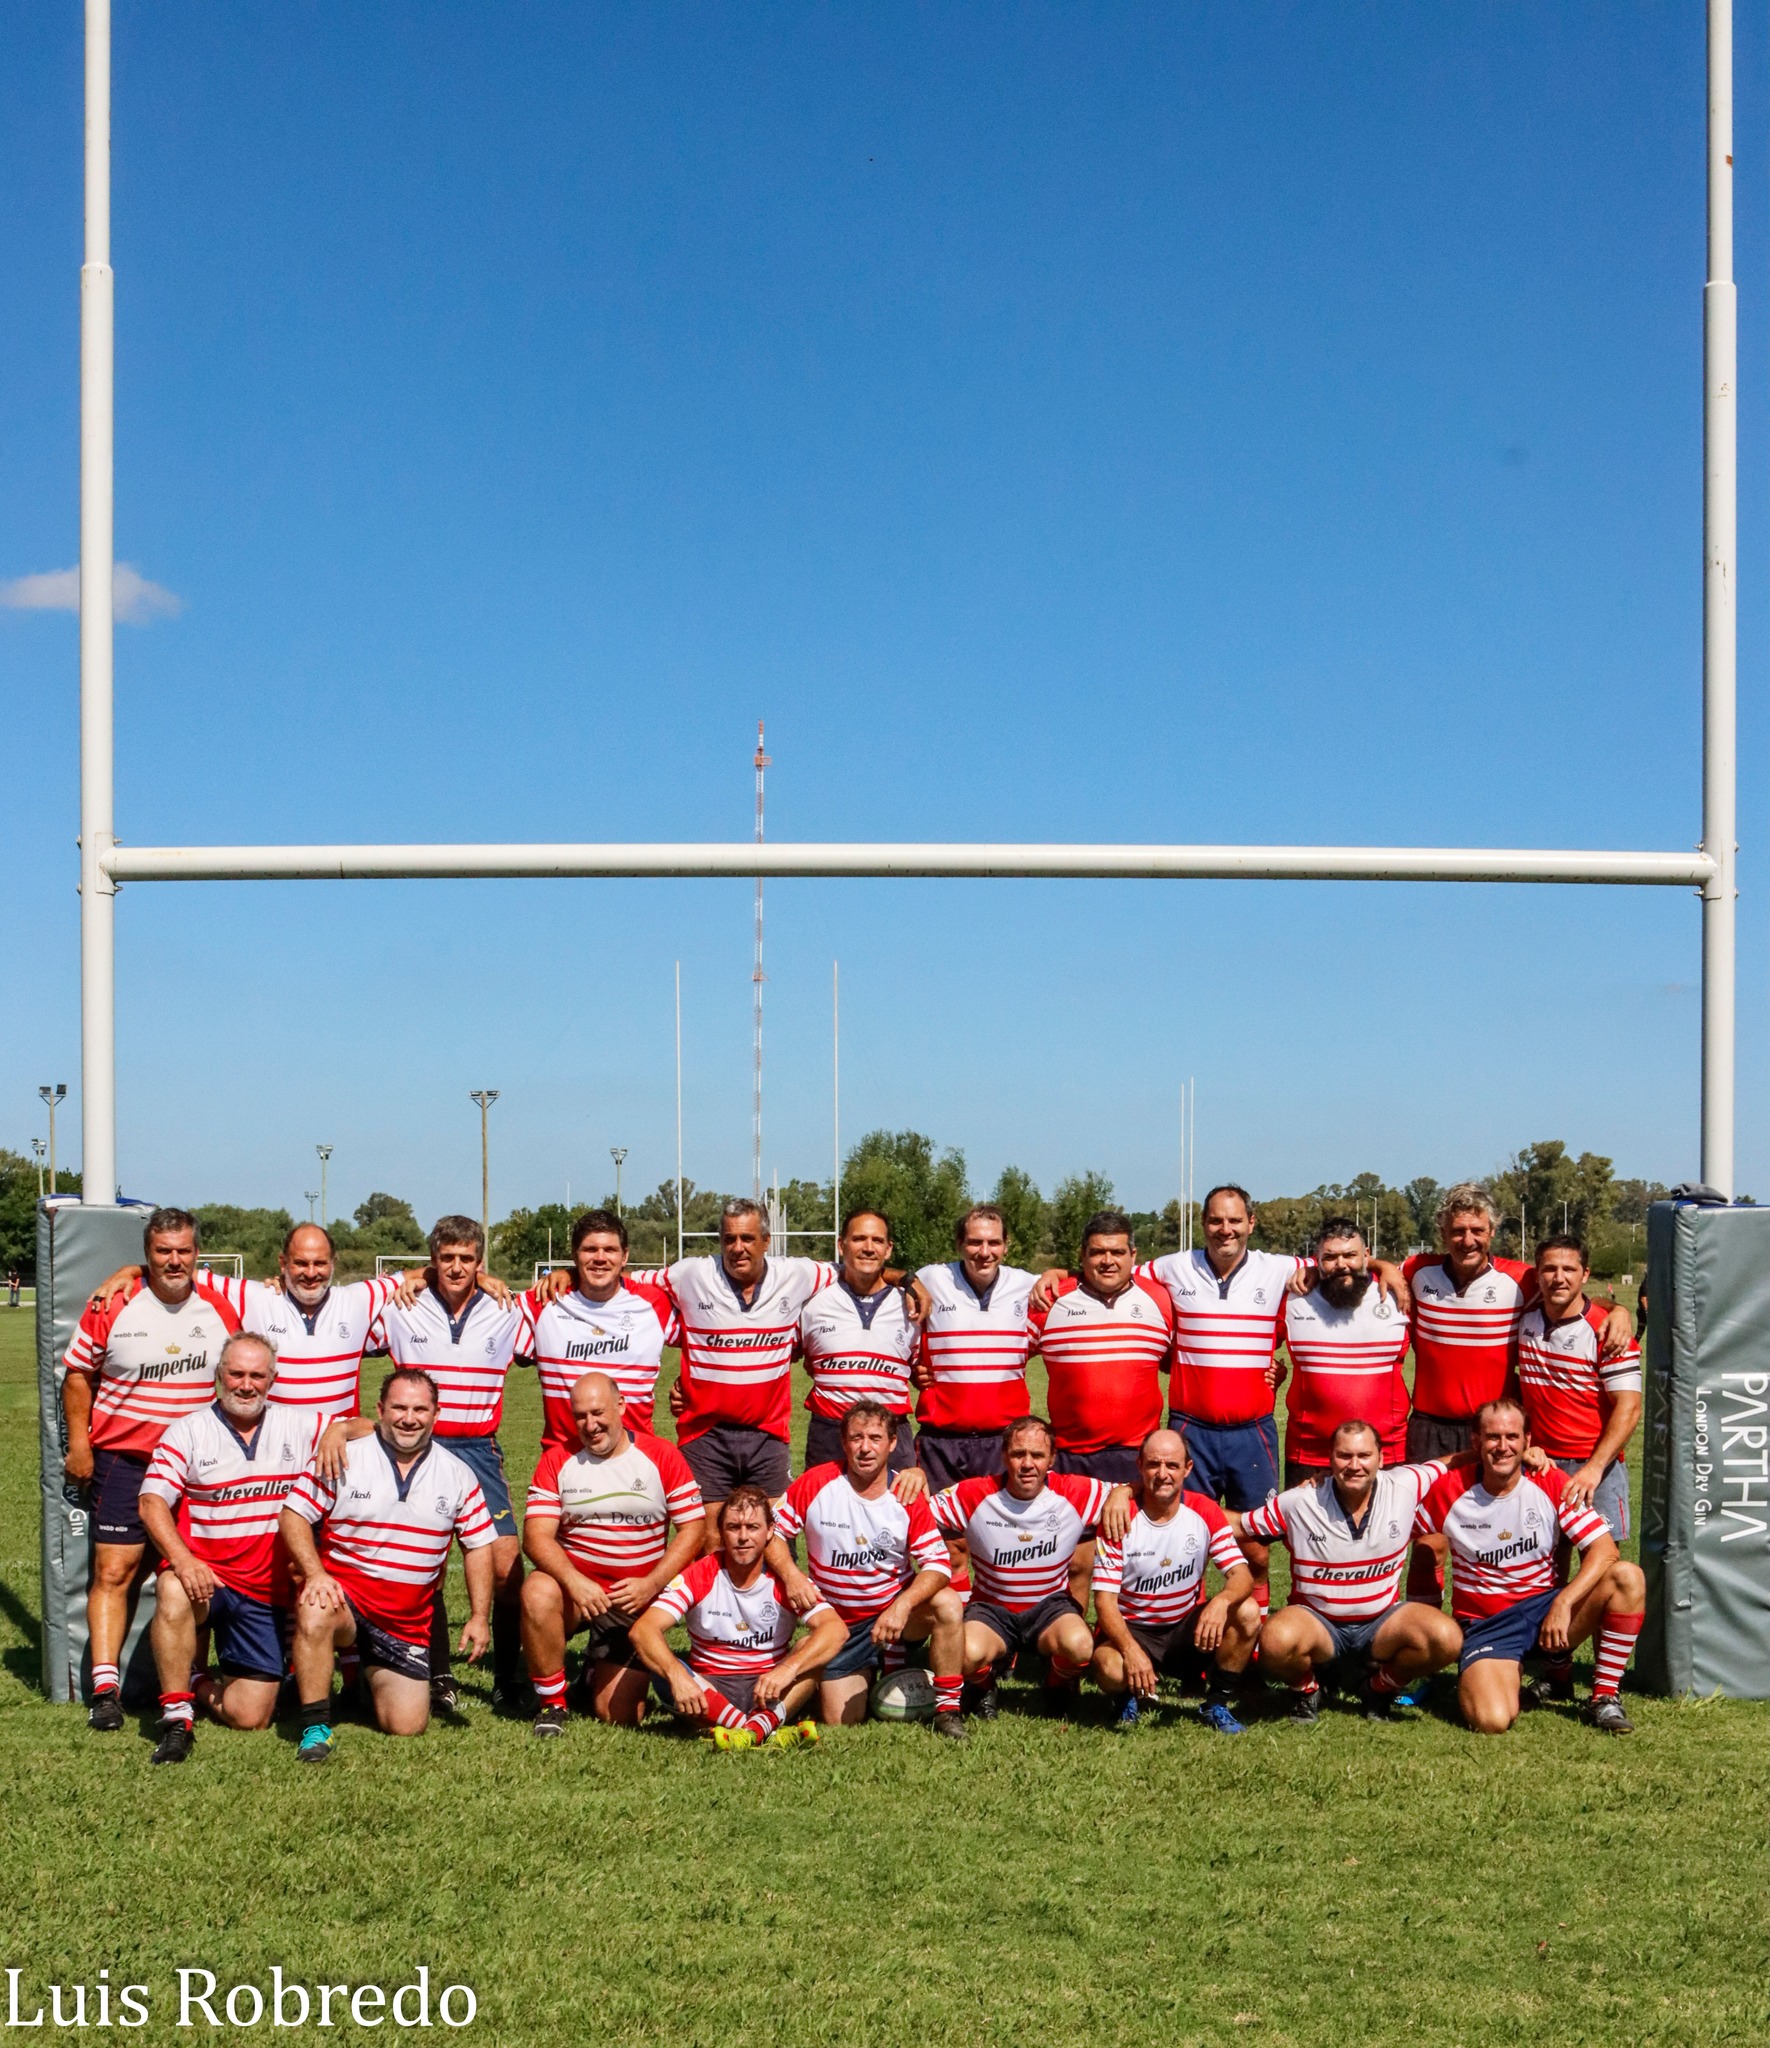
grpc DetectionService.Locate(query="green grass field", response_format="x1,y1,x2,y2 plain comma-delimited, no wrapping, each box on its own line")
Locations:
0,1305,1764,2046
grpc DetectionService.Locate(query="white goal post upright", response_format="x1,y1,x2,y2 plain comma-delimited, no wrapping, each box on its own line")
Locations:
74,2,1740,1204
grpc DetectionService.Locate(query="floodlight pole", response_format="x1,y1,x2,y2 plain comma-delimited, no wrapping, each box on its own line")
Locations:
79,0,116,1208
1701,0,1737,1197
470,1091,500,1243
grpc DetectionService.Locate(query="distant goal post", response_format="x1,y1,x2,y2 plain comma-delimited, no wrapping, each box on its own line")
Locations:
374,1253,430,1276
196,1253,244,1282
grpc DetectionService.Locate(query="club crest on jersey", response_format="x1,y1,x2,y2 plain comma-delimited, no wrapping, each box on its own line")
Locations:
280,1445,297,1461
435,1496,451,1514
1253,1290,1267,1305
1483,1287,1496,1303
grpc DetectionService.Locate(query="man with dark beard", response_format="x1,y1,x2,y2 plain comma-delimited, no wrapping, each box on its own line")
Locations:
1277,1218,1413,1489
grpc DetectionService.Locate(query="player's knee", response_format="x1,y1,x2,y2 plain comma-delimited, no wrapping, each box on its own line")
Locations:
521,1571,561,1620
1611,1560,1646,1607
1226,1596,1260,1642
1089,1646,1124,1691
92,1547,139,1589
930,1587,964,1628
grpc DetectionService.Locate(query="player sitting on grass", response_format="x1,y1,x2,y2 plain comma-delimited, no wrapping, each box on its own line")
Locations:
137,1333,321,1762
280,1368,497,1758
1087,1427,1258,1734
1236,1419,1464,1723
1412,1398,1645,1735
520,1372,705,1737
630,1485,847,1750
766,1401,964,1736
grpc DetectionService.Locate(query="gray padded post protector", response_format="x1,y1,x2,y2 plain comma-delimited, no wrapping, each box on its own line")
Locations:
1639,1199,1770,1698
35,1200,161,1703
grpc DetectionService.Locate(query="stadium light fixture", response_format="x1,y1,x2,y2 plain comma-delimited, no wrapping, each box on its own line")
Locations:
31,1138,47,1203
609,1147,627,1218
470,1092,500,1244
72,0,1741,1202
38,1085,66,1196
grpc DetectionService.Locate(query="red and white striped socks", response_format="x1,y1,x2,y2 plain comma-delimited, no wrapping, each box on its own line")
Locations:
1045,1650,1088,1690
1591,1610,1643,1699
92,1662,119,1696
159,1689,195,1728
932,1674,962,1715
532,1670,568,1710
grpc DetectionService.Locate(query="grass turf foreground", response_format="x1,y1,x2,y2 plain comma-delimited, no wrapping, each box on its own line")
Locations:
0,1311,1764,2046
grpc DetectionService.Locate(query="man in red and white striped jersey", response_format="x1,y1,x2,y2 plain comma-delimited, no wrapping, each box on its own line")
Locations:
281,1367,497,1754
1516,1236,1642,1542
1027,1210,1172,1487
520,1372,705,1736
523,1209,677,1448
768,1402,963,1733
800,1211,922,1477
1238,1421,1464,1722
1414,1398,1645,1734
912,1205,1039,1488
630,1485,847,1748
930,1416,1110,1718
61,1207,242,1730
137,1333,321,1760
1280,1217,1412,1484
1088,1428,1258,1734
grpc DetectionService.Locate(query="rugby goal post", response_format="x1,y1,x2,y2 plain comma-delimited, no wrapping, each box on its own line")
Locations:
195,1253,243,1283
373,1253,429,1277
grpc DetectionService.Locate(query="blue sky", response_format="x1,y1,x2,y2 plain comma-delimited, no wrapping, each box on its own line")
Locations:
4,3,1766,1226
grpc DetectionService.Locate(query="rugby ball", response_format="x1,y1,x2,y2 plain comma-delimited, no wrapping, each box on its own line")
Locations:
869,1667,937,1722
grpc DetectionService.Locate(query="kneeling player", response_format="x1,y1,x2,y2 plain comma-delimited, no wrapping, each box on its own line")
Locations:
766,1401,964,1735
520,1372,705,1735
279,1368,497,1756
630,1486,848,1748
136,1334,320,1761
1413,1398,1645,1734
1088,1428,1258,1734
1237,1419,1463,1722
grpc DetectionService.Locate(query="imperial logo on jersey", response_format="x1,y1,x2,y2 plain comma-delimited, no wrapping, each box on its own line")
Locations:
1413,1463,1609,1621
285,1433,495,1644
643,1257,834,1444
365,1286,530,1438
651,1555,829,1675
1244,1461,1447,1622
1028,1275,1172,1453
929,1474,1108,1612
913,1262,1037,1433
140,1402,322,1601
1281,1280,1413,1464
1515,1301,1643,1460
523,1281,678,1446
207,1273,400,1421
1091,1491,1243,1626
524,1432,703,1586
63,1278,243,1456
1144,1248,1299,1428
1403,1253,1537,1422
773,1464,952,1621
800,1284,920,1420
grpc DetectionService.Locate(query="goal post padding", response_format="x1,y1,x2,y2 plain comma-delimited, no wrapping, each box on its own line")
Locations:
35,1199,161,1704
1639,1199,1770,1699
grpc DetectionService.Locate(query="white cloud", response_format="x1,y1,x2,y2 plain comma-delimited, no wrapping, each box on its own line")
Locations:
0,562,183,624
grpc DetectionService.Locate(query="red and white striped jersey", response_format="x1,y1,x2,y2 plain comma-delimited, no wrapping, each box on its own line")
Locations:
523,1432,703,1588
1145,1249,1299,1428
913,1262,1037,1434
364,1285,531,1438
645,1257,834,1444
284,1432,496,1645
800,1283,920,1420
140,1402,322,1601
773,1464,951,1621
1413,1463,1609,1621
522,1281,678,1447
1281,1280,1413,1465
1515,1300,1643,1460
649,1555,830,1677
63,1277,243,1456
1404,1254,1536,1423
1028,1276,1172,1453
202,1275,400,1422
929,1474,1107,1613
1243,1461,1447,1622
1091,1492,1243,1626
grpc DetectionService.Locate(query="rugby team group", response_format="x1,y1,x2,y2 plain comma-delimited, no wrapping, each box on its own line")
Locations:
59,1177,1648,1763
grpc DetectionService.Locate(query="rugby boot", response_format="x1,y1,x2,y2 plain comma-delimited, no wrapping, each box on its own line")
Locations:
296,1723,335,1763
1584,1694,1634,1735
531,1704,568,1739
1114,1696,1142,1732
1198,1697,1247,1736
1287,1685,1321,1725
149,1719,195,1765
710,1725,757,1751
931,1710,968,1742
88,1689,125,1732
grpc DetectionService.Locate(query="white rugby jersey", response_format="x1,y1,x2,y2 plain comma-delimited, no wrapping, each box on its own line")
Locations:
141,1402,322,1601
800,1282,920,1420
1413,1463,1609,1621
365,1285,531,1438
63,1278,242,1456
1092,1491,1244,1626
651,1555,830,1677
285,1432,495,1644
929,1474,1108,1613
204,1275,399,1422
913,1262,1037,1434
647,1256,834,1443
523,1280,678,1447
1144,1248,1299,1429
524,1432,704,1588
1515,1300,1642,1460
773,1464,951,1621
1243,1461,1447,1623
1281,1281,1413,1465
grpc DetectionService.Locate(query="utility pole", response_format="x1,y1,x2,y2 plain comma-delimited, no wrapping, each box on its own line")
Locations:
610,1147,627,1217
304,1190,319,1224
315,1144,333,1230
32,1138,47,1203
469,1091,500,1246
752,722,769,1202
39,1085,66,1195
